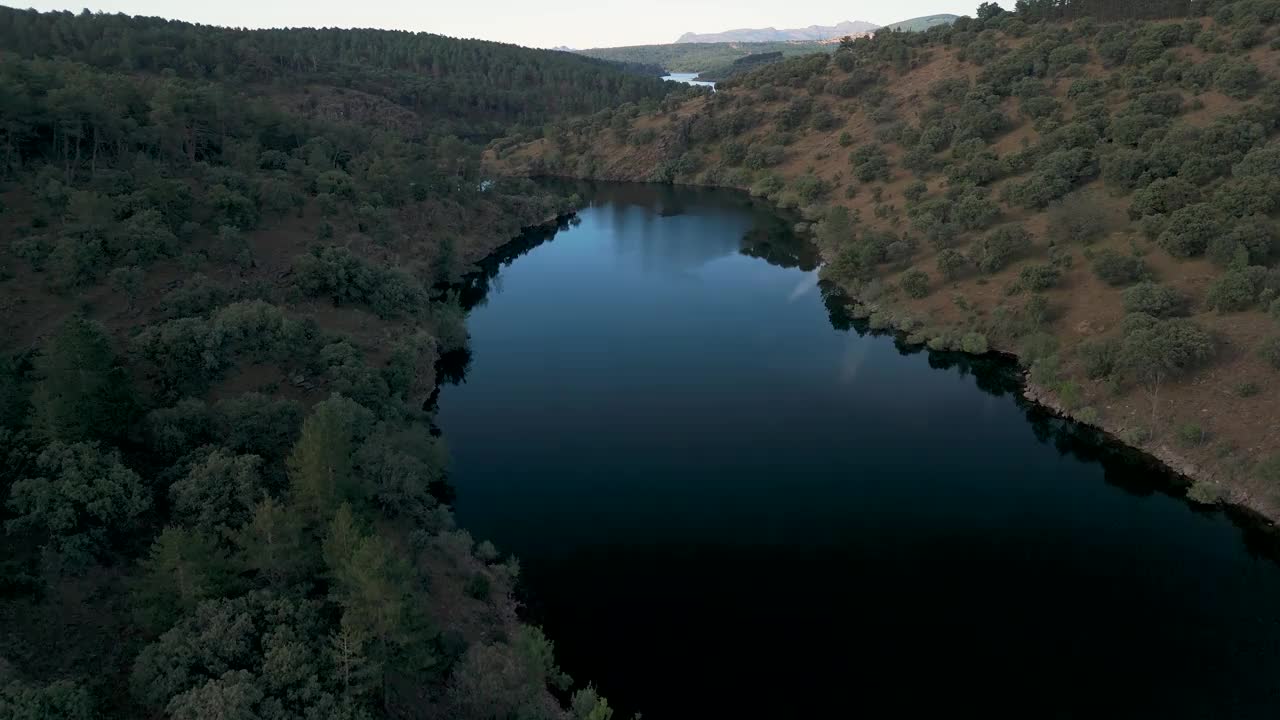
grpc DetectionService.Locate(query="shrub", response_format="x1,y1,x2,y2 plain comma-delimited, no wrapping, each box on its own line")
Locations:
1091,250,1148,286
937,249,969,280
1261,336,1280,369
1215,59,1261,99
961,332,990,354
1235,381,1261,397
1078,337,1120,378
1019,264,1062,292
1122,282,1188,318
971,225,1033,274
1130,177,1197,218
901,269,931,298
1206,268,1264,312
1177,423,1208,447
850,144,890,182
1048,194,1108,245
1117,315,1216,384
952,191,1000,231
1207,215,1277,267
1157,203,1221,258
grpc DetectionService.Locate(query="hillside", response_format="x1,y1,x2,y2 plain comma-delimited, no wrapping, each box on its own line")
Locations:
676,20,879,44
885,14,961,32
577,40,833,75
0,6,678,718
492,0,1280,521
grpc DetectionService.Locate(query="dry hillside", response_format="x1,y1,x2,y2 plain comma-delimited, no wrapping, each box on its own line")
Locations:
491,2,1280,521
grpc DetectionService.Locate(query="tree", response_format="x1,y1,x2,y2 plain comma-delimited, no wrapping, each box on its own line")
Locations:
135,526,237,632
970,225,1033,274
901,269,931,298
29,316,134,443
234,497,306,587
1118,314,1215,430
287,395,372,525
0,679,95,720
1122,282,1188,318
1158,203,1221,258
170,449,266,531
1091,250,1148,286
108,265,145,312
6,441,150,565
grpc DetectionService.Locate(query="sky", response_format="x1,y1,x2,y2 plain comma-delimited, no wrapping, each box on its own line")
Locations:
11,0,1006,49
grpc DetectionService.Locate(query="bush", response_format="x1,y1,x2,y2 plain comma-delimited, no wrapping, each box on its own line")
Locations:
1206,268,1264,312
1235,381,1261,397
936,249,969,280
961,332,990,355
952,191,1000,231
901,269,931,298
1048,194,1108,245
1261,336,1280,369
1157,203,1221,258
1091,250,1148,286
1019,264,1062,292
293,246,425,319
1207,215,1277,267
1078,337,1120,378
850,144,891,183
1122,282,1188,318
1130,177,1197,218
970,225,1033,274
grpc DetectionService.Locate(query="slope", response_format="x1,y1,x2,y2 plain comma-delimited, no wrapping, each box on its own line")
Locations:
0,6,667,718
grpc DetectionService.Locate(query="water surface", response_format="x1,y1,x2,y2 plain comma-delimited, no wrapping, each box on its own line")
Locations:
437,182,1280,718
661,72,716,88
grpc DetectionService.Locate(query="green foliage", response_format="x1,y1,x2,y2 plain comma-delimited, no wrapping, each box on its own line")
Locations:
0,679,96,720
1078,337,1120,379
936,248,969,281
1261,335,1280,369
288,394,373,525
1048,194,1108,245
1019,264,1062,292
293,246,426,319
135,526,237,633
1117,313,1215,386
1092,249,1149,286
6,441,150,565
901,269,931,298
971,225,1033,274
1122,282,1188,318
961,332,990,355
170,449,267,532
1206,267,1265,312
1158,203,1222,258
30,317,134,443
850,144,890,182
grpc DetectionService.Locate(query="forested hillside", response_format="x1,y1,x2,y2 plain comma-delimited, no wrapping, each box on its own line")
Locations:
0,8,671,137
0,6,676,718
494,0,1280,519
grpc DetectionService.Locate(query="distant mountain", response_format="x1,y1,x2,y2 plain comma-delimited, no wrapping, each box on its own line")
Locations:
675,20,879,44
883,14,960,32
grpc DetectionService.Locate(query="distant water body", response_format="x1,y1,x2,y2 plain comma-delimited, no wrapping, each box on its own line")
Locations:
437,182,1280,719
661,72,715,88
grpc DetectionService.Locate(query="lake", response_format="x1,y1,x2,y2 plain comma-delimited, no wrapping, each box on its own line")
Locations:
437,182,1280,718
661,72,716,88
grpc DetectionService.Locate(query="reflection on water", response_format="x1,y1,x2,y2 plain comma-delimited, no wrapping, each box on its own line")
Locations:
437,182,1280,719
661,72,716,89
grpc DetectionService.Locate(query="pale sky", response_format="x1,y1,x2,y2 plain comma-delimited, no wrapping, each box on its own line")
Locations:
9,0,1006,49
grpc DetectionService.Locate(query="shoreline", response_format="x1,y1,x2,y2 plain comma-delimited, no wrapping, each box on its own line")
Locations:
491,173,1280,534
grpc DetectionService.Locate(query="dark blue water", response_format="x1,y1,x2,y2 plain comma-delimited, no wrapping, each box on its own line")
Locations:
437,183,1280,718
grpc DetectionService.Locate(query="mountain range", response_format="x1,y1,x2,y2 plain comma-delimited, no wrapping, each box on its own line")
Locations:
675,20,879,44
674,15,959,43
